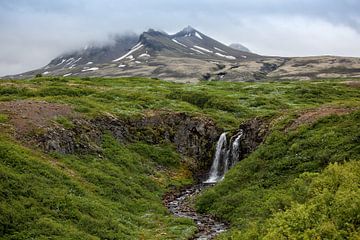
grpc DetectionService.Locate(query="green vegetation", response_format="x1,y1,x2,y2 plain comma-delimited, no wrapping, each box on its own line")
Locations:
54,116,75,129
0,113,8,123
1,77,359,129
0,134,196,239
196,111,360,239
0,77,360,239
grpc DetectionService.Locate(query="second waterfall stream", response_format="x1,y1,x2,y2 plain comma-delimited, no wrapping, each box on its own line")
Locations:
205,131,243,183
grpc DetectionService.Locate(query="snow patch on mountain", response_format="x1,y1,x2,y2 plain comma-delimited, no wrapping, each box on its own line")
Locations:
195,32,203,39
82,67,99,72
194,45,213,53
113,43,143,62
214,47,226,53
56,59,66,66
172,39,187,47
190,48,205,54
127,55,134,60
138,53,150,58
215,53,236,60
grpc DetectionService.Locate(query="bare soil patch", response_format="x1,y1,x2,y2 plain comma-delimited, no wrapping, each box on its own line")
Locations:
0,100,75,135
342,80,360,88
287,106,355,131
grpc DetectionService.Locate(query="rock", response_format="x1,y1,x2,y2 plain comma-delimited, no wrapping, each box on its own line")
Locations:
34,112,268,179
125,112,222,174
234,117,269,160
164,184,228,239
35,112,222,175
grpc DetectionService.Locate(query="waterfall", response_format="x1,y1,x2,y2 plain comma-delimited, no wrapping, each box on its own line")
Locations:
204,133,227,183
231,130,243,166
204,130,244,183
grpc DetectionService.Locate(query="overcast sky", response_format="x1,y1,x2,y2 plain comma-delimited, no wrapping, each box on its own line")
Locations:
1,0,360,76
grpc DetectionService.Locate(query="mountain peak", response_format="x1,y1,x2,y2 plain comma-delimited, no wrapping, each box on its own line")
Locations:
173,25,204,39
182,25,196,33
8,25,260,81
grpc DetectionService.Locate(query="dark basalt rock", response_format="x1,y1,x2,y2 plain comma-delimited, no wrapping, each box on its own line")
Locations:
234,117,269,160
36,112,268,180
39,119,103,154
260,62,279,73
36,112,222,175
127,112,221,168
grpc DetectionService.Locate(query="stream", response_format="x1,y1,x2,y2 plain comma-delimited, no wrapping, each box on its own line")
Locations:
164,183,228,240
164,131,245,239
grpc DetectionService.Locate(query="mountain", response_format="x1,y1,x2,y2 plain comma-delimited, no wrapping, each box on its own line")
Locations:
229,43,251,53
4,26,360,82
49,34,139,67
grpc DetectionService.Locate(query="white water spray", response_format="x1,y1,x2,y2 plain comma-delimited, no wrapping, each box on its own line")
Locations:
205,130,244,183
205,133,227,183
231,130,243,165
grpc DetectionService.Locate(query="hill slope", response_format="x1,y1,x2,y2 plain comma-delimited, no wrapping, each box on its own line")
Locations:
0,76,360,239
197,110,360,239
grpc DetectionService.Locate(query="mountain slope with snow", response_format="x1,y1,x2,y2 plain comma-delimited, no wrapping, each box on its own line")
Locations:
4,26,360,82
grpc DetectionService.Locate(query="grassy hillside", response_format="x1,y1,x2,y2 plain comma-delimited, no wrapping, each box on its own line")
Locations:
0,76,360,239
1,77,359,129
196,110,360,239
0,134,196,239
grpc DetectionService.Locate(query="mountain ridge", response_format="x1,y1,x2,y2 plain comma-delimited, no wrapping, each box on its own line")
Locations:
3,26,360,82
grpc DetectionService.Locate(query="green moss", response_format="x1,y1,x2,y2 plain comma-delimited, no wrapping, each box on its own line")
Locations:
128,142,181,168
0,113,8,123
54,116,74,129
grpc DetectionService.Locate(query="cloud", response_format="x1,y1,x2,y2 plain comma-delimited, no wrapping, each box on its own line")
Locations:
0,0,359,76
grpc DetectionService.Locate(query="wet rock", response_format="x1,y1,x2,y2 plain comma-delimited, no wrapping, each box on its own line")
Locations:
164,184,228,240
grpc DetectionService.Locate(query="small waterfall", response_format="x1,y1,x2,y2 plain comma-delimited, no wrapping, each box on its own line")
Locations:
205,130,244,183
230,130,243,166
205,133,227,183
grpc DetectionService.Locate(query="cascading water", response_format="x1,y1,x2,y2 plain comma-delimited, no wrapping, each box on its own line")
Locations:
205,133,227,183
230,130,243,166
205,130,244,183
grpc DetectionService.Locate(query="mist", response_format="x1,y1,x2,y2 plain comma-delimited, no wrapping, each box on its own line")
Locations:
1,0,360,76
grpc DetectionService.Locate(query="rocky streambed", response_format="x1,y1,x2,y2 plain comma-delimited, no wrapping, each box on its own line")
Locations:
164,184,228,240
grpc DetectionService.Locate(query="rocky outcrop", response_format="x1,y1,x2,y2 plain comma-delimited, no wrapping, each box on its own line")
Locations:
204,118,269,182
39,118,103,154
232,117,269,161
126,112,221,169
36,112,221,173
35,111,268,180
